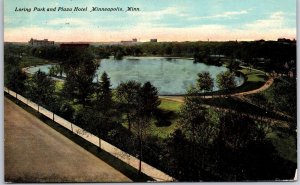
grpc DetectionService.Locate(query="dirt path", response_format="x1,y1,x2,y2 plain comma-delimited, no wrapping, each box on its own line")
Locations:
159,77,290,126
160,77,274,102
231,77,274,97
4,98,131,183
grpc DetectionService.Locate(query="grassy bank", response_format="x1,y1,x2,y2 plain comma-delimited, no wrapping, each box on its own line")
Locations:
20,56,56,68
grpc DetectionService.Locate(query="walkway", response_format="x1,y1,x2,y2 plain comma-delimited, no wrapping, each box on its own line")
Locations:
4,98,131,183
160,77,274,102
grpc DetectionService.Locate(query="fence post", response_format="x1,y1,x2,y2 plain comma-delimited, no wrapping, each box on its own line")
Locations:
99,138,101,149
71,123,73,133
38,104,39,112
53,113,55,121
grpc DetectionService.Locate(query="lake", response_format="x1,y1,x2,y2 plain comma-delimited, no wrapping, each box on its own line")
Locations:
26,57,244,95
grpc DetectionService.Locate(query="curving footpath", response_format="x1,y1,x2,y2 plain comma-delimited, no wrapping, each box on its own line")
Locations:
160,77,274,102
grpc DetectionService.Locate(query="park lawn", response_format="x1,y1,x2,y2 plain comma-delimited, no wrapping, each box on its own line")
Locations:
239,68,266,82
55,81,64,92
121,99,183,139
122,118,181,140
20,56,56,68
147,120,180,139
158,99,182,112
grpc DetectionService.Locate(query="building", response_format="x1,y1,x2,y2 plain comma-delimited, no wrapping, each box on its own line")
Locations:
150,39,157,42
28,38,55,46
121,38,138,45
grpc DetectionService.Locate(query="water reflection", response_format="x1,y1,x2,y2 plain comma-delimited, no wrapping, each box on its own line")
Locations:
26,57,244,95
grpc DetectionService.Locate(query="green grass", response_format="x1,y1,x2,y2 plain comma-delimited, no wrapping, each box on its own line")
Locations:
55,81,64,92
20,56,56,68
120,99,183,139
147,120,180,139
159,99,182,112
239,68,266,83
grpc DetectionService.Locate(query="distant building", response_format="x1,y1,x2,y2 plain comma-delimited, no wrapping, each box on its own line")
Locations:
121,38,138,45
28,38,54,46
277,38,292,43
150,39,157,42
60,43,90,49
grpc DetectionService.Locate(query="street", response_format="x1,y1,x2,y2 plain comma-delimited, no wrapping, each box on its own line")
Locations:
4,97,131,182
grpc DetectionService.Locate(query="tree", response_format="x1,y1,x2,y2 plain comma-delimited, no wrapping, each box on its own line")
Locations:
227,59,240,72
25,70,56,107
5,67,27,94
4,54,27,94
95,72,112,111
196,71,214,95
93,72,114,148
49,65,63,77
59,102,75,122
135,81,161,173
213,112,282,181
116,81,142,132
216,71,236,91
61,48,98,105
179,96,219,180
116,81,161,174
140,81,161,117
114,50,124,60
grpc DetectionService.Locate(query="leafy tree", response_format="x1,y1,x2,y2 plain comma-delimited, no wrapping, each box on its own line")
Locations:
5,67,27,94
196,71,214,95
25,70,55,107
116,81,160,174
227,59,240,72
116,81,142,131
212,112,291,181
61,48,98,105
49,65,63,77
4,54,27,94
97,46,110,59
114,50,124,60
179,96,219,180
135,81,161,173
59,102,75,122
216,71,236,91
166,129,195,180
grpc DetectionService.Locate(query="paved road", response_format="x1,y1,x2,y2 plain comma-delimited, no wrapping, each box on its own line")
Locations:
4,98,131,182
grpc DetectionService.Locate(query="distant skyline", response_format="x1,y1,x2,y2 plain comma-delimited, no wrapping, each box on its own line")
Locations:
4,0,296,42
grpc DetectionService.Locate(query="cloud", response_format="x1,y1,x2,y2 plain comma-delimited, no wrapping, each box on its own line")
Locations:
188,10,248,20
130,6,187,23
245,12,285,29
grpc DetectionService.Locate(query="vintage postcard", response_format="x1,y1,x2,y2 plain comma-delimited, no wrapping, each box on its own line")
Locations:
4,0,297,182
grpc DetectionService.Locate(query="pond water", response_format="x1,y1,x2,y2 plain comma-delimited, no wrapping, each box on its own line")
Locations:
26,57,244,95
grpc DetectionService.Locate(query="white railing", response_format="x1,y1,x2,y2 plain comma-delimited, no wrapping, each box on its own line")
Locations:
4,87,175,182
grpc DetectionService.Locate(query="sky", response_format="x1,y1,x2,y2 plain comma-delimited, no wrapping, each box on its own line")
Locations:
4,0,297,42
